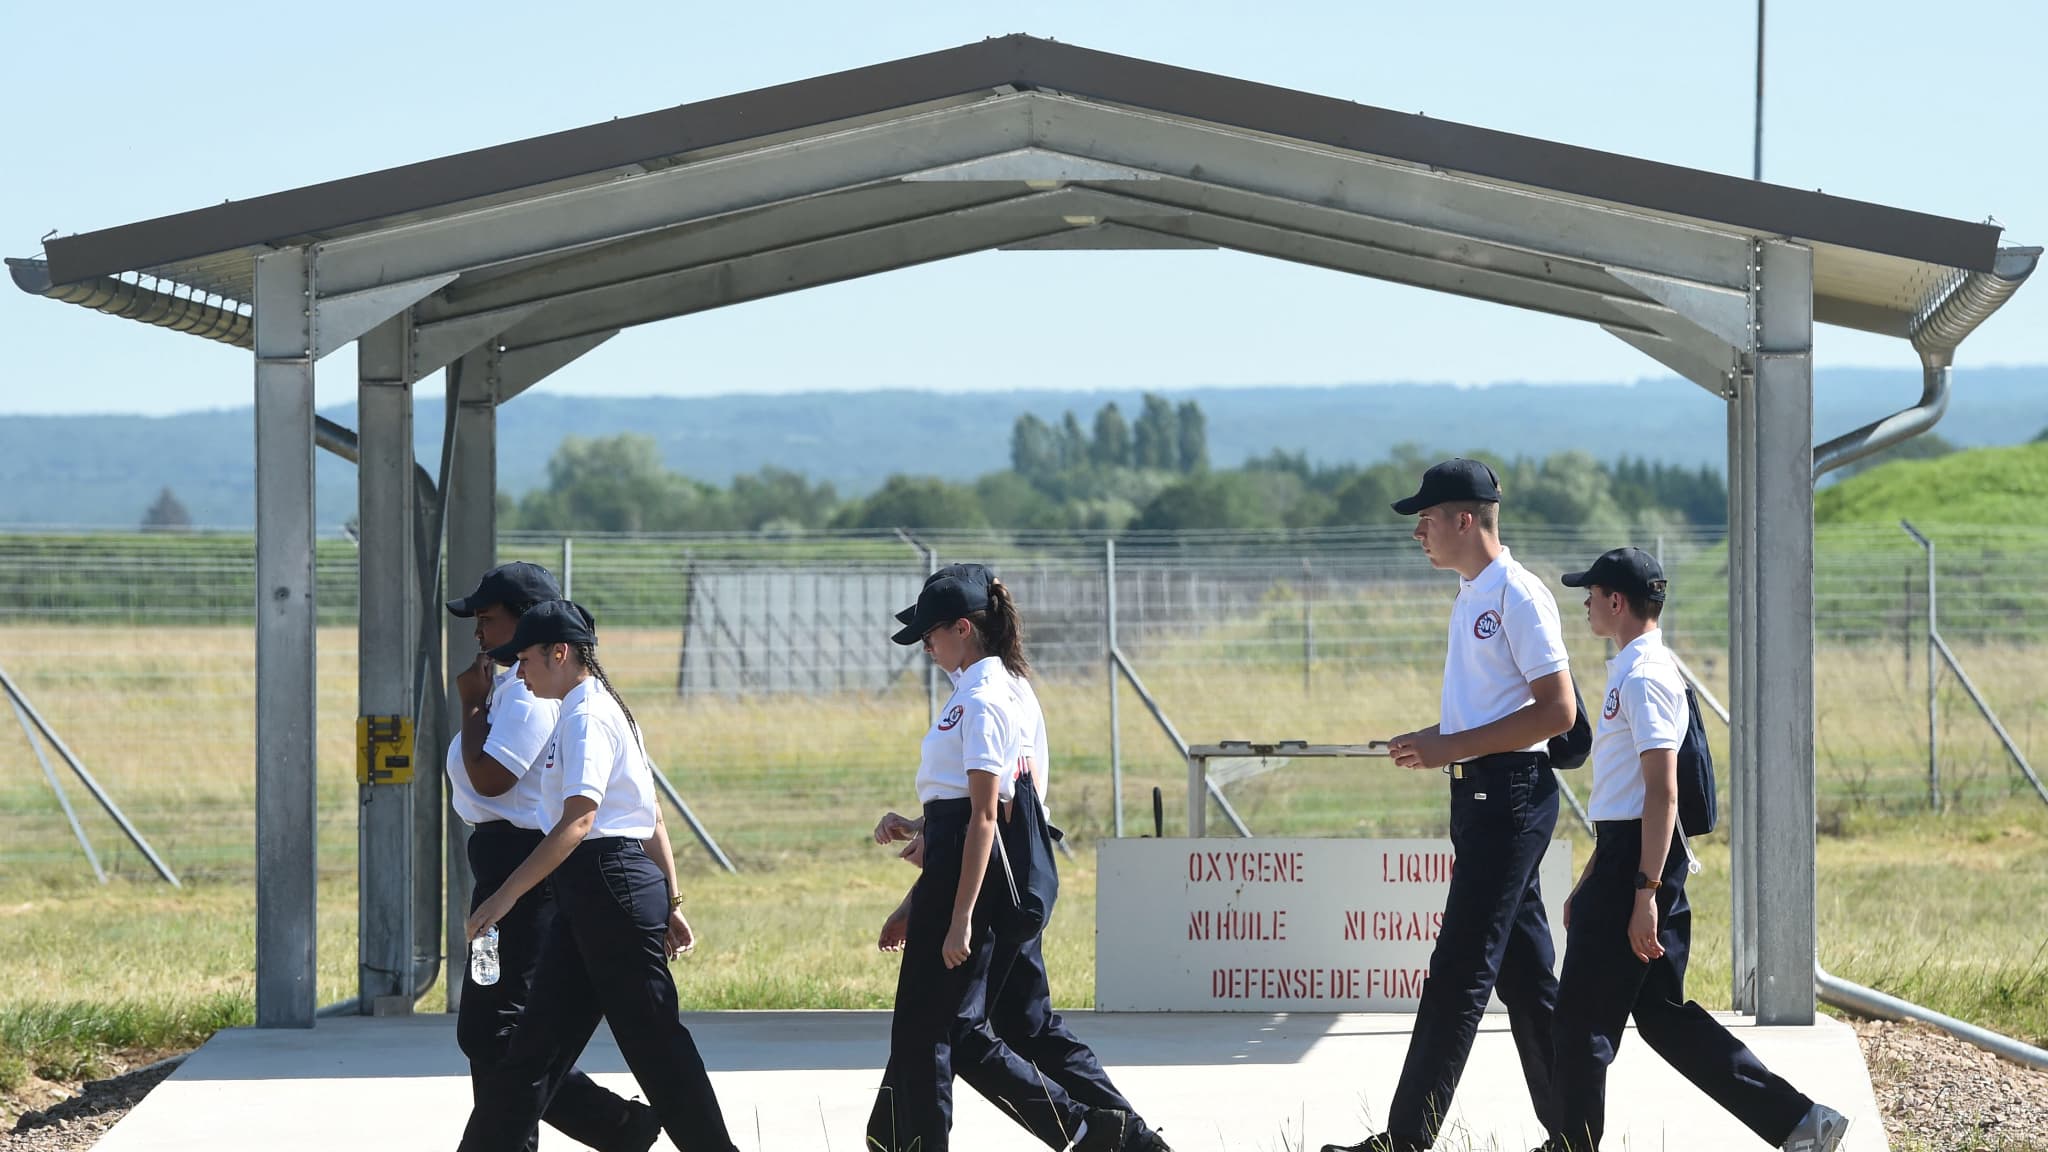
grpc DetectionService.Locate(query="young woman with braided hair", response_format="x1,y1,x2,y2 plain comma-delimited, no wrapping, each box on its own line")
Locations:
866,564,1165,1152
445,564,657,1152
458,600,736,1152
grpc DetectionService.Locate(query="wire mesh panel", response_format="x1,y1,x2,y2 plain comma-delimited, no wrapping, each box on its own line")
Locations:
0,524,2042,879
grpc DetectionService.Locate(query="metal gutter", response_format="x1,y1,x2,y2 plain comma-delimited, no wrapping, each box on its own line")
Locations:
1813,246,2039,479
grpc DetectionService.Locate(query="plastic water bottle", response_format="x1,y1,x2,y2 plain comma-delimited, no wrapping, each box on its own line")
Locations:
470,926,500,986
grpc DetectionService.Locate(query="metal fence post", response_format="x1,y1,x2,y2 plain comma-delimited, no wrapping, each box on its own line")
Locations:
1302,557,1315,697
1106,538,1123,838
562,535,574,599
1904,521,1938,810
1927,534,1939,811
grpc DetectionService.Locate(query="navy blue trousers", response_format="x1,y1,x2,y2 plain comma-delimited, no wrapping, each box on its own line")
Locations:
460,838,736,1152
986,914,1150,1146
458,822,644,1152
1387,753,1561,1144
867,801,1092,1152
1548,822,1812,1150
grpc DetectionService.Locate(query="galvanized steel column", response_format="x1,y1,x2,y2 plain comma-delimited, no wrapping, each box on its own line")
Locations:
357,314,418,1013
1728,362,1760,1014
1752,240,1817,1024
253,248,319,1028
443,348,499,1012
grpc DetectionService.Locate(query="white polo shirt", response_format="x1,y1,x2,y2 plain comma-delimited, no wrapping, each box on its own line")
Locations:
1587,629,1689,821
916,657,1039,806
1011,673,1052,811
1441,548,1571,753
533,678,658,839
444,666,559,828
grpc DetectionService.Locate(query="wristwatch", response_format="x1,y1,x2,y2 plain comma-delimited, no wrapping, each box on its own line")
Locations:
669,893,685,911
1633,871,1662,891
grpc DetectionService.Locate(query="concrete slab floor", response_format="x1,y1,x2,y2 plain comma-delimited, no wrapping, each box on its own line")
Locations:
91,1011,1884,1151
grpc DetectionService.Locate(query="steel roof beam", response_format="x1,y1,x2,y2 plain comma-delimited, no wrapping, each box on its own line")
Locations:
494,189,1107,351
419,183,1030,324
1028,94,1761,291
313,97,1036,297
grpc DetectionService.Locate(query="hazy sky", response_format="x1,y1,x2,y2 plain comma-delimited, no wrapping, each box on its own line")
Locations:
2,0,2041,416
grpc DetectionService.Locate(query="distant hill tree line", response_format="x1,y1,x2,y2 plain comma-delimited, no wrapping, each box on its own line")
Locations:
489,394,1736,536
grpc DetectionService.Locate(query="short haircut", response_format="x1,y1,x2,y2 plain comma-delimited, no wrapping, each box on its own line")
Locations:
1445,500,1499,532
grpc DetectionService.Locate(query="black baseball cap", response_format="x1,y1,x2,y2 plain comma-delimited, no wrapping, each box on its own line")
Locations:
1391,458,1503,516
891,563,993,646
487,599,598,663
447,562,562,618
1561,547,1668,602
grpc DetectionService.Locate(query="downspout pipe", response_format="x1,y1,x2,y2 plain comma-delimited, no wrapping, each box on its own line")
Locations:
1806,244,2044,1069
1813,246,2039,480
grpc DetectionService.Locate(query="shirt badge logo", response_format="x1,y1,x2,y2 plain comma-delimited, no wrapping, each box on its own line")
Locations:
936,704,965,732
1473,609,1502,640
1604,688,1621,720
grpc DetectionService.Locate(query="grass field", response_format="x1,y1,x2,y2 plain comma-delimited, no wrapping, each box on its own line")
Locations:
2,619,2045,1134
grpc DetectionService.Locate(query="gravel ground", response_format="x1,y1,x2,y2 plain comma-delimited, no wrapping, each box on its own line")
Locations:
4,1021,2045,1150
1858,1020,2048,1151
4,1055,181,1151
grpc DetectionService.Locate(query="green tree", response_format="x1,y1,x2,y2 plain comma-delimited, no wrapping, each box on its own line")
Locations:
516,434,707,533
140,487,192,532
729,467,838,529
1133,472,1270,530
2035,426,2048,443
1010,414,1059,480
1504,450,1627,533
1057,412,1090,472
1326,464,1409,525
975,472,1060,529
1175,400,1209,473
1091,402,1133,470
1132,393,1180,471
838,475,989,531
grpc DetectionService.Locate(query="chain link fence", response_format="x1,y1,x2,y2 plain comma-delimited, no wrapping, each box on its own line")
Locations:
1,523,2043,880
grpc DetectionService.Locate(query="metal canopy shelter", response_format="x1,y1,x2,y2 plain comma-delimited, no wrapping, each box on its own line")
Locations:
8,34,2035,1029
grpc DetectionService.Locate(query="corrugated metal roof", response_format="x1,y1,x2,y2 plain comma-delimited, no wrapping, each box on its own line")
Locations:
8,35,2020,350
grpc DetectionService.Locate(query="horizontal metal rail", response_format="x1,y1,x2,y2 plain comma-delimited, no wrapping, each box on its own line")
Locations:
1817,965,2048,1071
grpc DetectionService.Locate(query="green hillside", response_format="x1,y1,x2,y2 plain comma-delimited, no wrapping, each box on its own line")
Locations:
1817,440,2048,525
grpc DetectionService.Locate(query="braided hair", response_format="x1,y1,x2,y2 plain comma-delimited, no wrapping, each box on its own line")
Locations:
966,577,1031,679
571,641,638,736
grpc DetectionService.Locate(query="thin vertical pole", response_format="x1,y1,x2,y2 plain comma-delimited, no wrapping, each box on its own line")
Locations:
562,536,574,599
1753,0,1766,181
1927,535,1940,810
1106,538,1123,838
1301,558,1315,697
1903,564,1913,692
924,548,939,728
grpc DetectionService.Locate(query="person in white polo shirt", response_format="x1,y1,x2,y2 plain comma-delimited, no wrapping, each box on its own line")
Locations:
872,564,1170,1152
866,564,1142,1152
445,563,656,1152
1327,459,1578,1152
1540,548,1847,1152
458,600,736,1152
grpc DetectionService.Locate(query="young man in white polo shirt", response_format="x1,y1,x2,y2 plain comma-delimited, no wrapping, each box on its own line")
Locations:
1541,547,1846,1152
447,563,658,1152
1326,460,1577,1152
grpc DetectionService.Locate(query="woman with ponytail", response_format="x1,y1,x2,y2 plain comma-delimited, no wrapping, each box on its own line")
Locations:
458,600,736,1152
866,565,1167,1152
